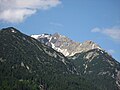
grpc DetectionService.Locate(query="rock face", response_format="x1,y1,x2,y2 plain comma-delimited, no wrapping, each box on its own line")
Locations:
31,33,101,56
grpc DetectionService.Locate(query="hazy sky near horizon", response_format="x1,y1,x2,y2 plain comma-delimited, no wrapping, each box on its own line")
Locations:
0,0,120,62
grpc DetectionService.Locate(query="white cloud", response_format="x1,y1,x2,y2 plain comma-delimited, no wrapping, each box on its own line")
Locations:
0,0,61,23
91,27,101,32
91,26,120,41
102,27,120,41
0,9,36,23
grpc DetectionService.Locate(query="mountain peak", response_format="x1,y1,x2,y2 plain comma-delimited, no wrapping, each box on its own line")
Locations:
84,40,94,44
53,32,60,36
0,27,20,34
31,33,102,56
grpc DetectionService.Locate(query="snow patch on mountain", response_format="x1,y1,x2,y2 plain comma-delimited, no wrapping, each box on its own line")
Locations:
31,33,102,56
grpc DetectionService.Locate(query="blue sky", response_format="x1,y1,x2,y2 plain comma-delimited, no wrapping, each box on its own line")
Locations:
0,0,120,62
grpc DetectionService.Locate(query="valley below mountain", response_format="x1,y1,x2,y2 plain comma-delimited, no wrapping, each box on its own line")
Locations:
0,27,120,90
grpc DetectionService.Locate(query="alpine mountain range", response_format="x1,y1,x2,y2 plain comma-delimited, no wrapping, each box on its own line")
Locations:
0,27,120,90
